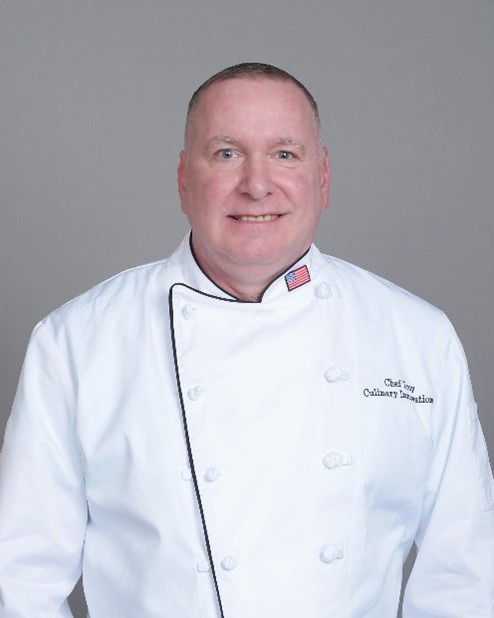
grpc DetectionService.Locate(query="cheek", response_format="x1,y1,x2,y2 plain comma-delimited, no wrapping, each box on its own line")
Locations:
185,181,235,235
284,173,321,204
199,175,238,211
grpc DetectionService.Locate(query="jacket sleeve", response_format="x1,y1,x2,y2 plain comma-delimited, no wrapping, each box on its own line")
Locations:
402,314,494,617
0,322,87,617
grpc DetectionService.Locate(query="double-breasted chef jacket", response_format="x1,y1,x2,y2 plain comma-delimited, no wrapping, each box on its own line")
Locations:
1,236,493,617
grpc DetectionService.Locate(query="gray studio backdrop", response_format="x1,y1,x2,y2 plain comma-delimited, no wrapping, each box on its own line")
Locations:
1,1,493,616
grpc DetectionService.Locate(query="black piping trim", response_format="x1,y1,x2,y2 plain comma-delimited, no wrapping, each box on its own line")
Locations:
188,232,312,303
170,282,245,304
188,235,242,302
168,283,225,618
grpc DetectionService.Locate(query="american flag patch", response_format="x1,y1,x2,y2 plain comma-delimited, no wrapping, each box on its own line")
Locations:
285,265,311,292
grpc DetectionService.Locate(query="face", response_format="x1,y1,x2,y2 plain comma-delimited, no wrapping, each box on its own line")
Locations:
178,77,330,292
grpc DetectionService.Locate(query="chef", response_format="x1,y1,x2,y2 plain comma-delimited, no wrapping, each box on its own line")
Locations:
1,62,493,617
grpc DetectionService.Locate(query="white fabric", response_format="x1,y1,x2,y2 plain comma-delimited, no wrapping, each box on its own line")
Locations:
1,236,493,617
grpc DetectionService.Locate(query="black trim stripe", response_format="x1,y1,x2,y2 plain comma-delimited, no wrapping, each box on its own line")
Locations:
168,283,225,618
188,231,312,302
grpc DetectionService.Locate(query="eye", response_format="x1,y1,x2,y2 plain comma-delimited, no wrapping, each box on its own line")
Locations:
276,150,294,160
216,149,236,160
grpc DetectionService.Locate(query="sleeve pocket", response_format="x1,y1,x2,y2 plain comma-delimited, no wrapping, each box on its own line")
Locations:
468,402,494,511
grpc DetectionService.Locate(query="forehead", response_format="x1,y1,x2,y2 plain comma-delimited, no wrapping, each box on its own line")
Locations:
188,77,317,142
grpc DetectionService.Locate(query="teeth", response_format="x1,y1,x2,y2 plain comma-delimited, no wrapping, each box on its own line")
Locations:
236,214,279,222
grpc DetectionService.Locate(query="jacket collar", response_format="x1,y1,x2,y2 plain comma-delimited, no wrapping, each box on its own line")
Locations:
170,233,328,304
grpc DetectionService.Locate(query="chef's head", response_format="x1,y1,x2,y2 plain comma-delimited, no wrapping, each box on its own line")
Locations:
178,63,330,301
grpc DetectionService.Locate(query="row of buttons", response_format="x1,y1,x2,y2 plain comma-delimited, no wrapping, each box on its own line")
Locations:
186,364,349,403
181,278,345,580
180,281,340,323
184,450,349,573
181,450,353,483
197,545,344,574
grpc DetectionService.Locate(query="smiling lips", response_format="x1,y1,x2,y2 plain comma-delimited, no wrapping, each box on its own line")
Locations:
232,214,280,222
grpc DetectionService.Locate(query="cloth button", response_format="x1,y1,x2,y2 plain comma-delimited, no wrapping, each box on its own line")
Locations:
205,467,221,482
323,452,343,469
187,386,204,401
315,282,331,299
320,546,344,564
323,451,353,469
181,468,192,481
324,365,349,383
221,556,239,571
181,304,196,319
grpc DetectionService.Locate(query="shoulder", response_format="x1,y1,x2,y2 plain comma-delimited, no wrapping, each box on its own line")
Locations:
319,251,469,388
38,246,187,340
317,251,455,348
322,252,444,320
43,261,163,325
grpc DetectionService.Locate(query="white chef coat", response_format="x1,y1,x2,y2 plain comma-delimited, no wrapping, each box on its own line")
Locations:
0,236,493,618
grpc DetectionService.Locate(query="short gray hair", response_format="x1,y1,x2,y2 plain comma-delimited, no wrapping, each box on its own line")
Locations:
184,62,321,145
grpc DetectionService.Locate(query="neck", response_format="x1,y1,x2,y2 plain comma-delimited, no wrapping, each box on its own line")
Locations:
189,242,297,302
198,260,281,302
189,236,311,302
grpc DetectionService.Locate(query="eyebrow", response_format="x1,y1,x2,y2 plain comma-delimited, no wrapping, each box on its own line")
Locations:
209,135,237,145
276,137,306,153
208,135,306,153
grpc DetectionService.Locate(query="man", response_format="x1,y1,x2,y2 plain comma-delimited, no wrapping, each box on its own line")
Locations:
0,62,493,617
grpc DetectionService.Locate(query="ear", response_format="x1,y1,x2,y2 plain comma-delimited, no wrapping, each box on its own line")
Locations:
177,150,187,212
320,146,331,211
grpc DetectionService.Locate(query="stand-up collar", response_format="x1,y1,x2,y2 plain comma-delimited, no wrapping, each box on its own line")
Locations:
169,234,327,304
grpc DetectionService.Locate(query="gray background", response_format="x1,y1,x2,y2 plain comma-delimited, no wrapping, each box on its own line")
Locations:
1,1,493,616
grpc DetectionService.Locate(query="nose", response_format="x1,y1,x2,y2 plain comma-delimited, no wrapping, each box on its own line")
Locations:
238,156,273,200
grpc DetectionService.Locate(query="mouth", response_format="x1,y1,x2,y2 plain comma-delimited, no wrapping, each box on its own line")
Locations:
231,214,280,222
